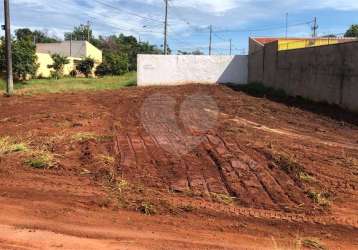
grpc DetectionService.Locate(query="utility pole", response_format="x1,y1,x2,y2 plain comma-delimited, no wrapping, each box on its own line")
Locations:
229,39,232,55
209,25,212,55
70,34,72,56
86,20,91,41
312,17,318,38
285,12,288,39
163,0,168,55
3,0,13,96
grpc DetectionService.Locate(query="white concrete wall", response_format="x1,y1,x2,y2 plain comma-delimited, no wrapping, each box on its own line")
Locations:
137,55,248,86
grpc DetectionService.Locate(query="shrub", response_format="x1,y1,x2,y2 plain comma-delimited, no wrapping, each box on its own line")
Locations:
95,53,129,77
76,57,95,78
47,54,70,79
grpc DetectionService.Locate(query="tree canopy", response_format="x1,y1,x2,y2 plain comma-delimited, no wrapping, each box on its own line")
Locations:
344,25,358,37
64,24,93,41
0,37,38,80
15,28,60,43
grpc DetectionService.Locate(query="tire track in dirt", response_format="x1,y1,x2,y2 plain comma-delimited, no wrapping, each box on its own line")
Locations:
108,86,358,232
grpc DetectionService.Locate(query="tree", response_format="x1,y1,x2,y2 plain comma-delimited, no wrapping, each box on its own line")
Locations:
76,57,95,77
95,53,129,76
15,28,60,43
65,24,93,41
0,38,38,80
344,25,358,37
47,54,70,79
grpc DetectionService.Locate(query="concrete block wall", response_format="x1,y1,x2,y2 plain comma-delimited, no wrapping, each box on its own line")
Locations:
248,40,358,112
137,55,248,86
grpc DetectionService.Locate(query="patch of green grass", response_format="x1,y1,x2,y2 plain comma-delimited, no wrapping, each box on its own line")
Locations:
1,72,136,94
25,151,56,169
211,192,236,205
0,137,29,155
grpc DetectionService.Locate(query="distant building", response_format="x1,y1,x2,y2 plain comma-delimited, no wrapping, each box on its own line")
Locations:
36,41,103,78
249,37,357,54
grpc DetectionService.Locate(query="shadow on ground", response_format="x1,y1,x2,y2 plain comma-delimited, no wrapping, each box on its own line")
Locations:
225,82,358,127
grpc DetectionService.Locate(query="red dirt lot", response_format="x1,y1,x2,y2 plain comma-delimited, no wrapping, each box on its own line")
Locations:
0,84,357,249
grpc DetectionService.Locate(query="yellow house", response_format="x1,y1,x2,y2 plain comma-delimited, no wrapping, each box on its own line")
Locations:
36,41,102,77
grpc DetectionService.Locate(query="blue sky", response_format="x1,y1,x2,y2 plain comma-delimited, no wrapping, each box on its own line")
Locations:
1,0,358,54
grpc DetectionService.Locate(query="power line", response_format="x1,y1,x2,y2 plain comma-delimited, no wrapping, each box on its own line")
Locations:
92,0,164,24
164,0,168,54
208,20,314,33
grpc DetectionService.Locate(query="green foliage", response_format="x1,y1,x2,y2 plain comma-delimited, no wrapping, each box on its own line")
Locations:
96,53,129,76
64,24,93,41
76,57,95,77
344,24,358,37
15,28,60,43
47,54,70,79
95,34,162,74
0,38,39,80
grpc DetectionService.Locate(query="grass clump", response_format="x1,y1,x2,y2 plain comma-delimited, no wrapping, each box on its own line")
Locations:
25,151,56,169
306,190,331,207
299,172,316,182
97,154,116,166
301,238,327,250
72,132,98,142
138,202,157,215
0,137,28,155
211,192,236,205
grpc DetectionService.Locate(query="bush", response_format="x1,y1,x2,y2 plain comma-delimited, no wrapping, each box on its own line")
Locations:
69,70,77,78
47,54,70,79
95,53,129,77
95,63,110,77
76,57,95,78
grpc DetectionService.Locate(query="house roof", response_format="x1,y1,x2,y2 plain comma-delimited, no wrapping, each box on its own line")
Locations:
36,41,101,59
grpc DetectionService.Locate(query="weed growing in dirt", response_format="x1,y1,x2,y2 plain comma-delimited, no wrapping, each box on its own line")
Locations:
72,132,98,142
178,204,196,213
97,154,116,166
306,190,331,208
211,193,235,205
301,238,327,250
138,202,157,215
299,172,316,183
0,137,28,155
25,151,56,169
97,135,114,142
271,236,327,250
116,179,130,194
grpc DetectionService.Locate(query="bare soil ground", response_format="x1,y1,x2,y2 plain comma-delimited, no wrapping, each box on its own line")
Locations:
0,84,357,249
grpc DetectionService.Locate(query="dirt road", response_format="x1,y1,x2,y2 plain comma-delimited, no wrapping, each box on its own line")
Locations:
0,85,357,249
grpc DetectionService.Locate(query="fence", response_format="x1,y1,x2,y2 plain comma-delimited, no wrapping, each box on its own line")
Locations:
137,55,248,86
248,40,358,112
